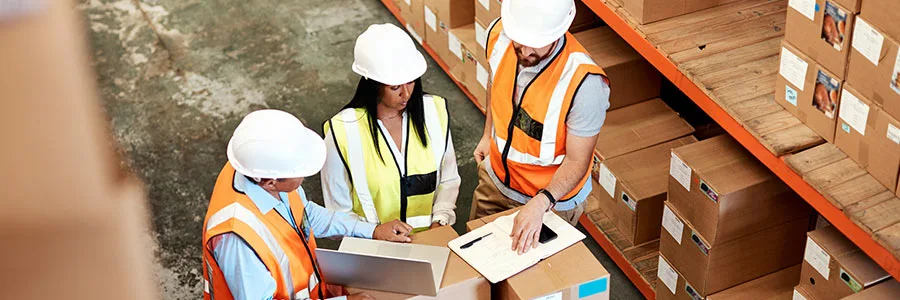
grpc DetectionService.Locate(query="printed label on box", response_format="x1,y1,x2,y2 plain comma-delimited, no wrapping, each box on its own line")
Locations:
669,153,692,191
599,163,617,198
699,179,718,203
804,236,831,279
691,231,710,256
843,122,851,133
478,0,490,10
0,0,43,21
406,24,422,44
533,291,562,300
685,284,703,300
839,89,871,135
840,268,864,292
852,18,885,66
663,206,684,245
475,22,487,49
822,1,848,51
780,47,809,91
622,193,636,211
891,51,900,95
658,256,679,294
888,124,900,144
477,62,488,89
578,277,609,298
793,289,807,300
448,32,463,60
786,85,799,106
812,70,840,119
425,7,437,31
789,0,816,21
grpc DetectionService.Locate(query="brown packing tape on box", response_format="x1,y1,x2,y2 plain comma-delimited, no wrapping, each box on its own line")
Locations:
659,203,809,296
776,41,842,143
667,135,812,246
347,226,491,299
834,85,879,169
595,136,699,246
784,0,855,78
574,26,662,110
846,17,900,124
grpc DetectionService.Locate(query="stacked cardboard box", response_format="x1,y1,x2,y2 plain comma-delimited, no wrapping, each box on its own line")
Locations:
593,136,698,246
423,0,476,80
840,279,900,299
796,226,891,299
347,226,491,299
575,26,663,110
656,135,813,299
593,98,695,160
396,0,427,44
621,0,741,25
843,1,900,196
704,265,801,300
466,210,612,300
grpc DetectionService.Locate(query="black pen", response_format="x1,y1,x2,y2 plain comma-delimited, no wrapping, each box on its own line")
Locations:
460,233,493,249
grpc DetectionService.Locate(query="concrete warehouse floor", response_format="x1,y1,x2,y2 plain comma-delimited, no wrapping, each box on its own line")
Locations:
78,0,643,299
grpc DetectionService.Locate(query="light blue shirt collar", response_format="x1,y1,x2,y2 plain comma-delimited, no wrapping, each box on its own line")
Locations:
233,173,293,215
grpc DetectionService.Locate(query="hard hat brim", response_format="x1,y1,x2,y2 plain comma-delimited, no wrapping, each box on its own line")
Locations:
501,0,576,48
226,126,326,179
352,50,427,86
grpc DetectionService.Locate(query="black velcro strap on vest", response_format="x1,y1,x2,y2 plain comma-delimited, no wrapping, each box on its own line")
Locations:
403,171,438,197
514,107,544,141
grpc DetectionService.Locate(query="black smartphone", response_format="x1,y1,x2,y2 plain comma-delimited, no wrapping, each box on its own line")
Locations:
538,223,558,244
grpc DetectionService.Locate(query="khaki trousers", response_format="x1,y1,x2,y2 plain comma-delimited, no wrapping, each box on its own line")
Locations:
469,161,584,226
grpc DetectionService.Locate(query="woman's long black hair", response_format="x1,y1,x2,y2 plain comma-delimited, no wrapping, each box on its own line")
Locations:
343,77,428,161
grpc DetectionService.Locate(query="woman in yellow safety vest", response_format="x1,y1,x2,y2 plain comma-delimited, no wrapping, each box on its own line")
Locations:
321,24,460,234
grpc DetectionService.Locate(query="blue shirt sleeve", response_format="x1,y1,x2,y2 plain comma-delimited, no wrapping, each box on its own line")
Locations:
211,233,276,300
300,188,377,239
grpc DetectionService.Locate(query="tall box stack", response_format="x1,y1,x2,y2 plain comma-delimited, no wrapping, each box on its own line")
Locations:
776,42,844,142
797,226,891,299
474,0,500,56
833,85,900,194
396,0,426,44
656,135,813,299
453,24,489,105
424,0,475,81
575,26,663,110
593,136,698,246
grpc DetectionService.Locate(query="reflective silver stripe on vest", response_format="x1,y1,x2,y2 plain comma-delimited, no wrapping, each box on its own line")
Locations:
207,202,295,296
406,215,433,228
422,95,446,171
488,31,511,82
340,109,381,224
495,135,565,166
539,52,598,162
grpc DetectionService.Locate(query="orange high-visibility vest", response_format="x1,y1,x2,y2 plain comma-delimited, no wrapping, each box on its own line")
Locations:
486,20,607,200
201,163,328,300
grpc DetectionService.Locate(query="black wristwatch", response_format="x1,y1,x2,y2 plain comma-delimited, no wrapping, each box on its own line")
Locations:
537,189,557,211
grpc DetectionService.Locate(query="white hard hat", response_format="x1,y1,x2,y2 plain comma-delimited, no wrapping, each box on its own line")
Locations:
352,23,427,86
502,0,576,48
226,109,326,179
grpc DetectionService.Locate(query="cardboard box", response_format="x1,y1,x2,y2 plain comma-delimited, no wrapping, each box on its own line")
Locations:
656,254,706,300
575,26,662,110
457,23,489,107
497,242,611,300
834,85,900,192
841,279,900,300
666,135,813,246
621,0,740,25
794,285,819,300
859,1,900,41
846,17,900,121
428,21,464,82
465,208,518,231
395,0,426,45
595,136,699,245
776,41,843,142
659,203,809,296
785,0,856,77
424,0,474,30
475,0,500,29
705,265,802,300
569,0,604,33
347,226,491,299
797,226,891,299
595,99,695,160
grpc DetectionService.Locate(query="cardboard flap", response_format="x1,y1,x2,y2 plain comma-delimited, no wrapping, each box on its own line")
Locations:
839,250,890,287
597,99,695,159
574,26,642,67
607,136,699,200
699,157,774,195
842,279,900,300
809,226,858,257
705,264,802,300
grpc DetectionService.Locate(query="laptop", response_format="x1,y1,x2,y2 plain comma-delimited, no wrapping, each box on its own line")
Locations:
315,237,451,296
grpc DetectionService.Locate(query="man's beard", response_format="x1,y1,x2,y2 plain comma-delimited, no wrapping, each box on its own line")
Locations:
517,53,543,67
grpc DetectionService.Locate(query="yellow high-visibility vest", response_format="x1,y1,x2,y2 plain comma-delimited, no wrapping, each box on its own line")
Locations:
325,95,450,231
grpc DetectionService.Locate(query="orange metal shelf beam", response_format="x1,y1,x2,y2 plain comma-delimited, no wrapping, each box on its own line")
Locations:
580,0,900,280
379,0,485,114
580,215,658,299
